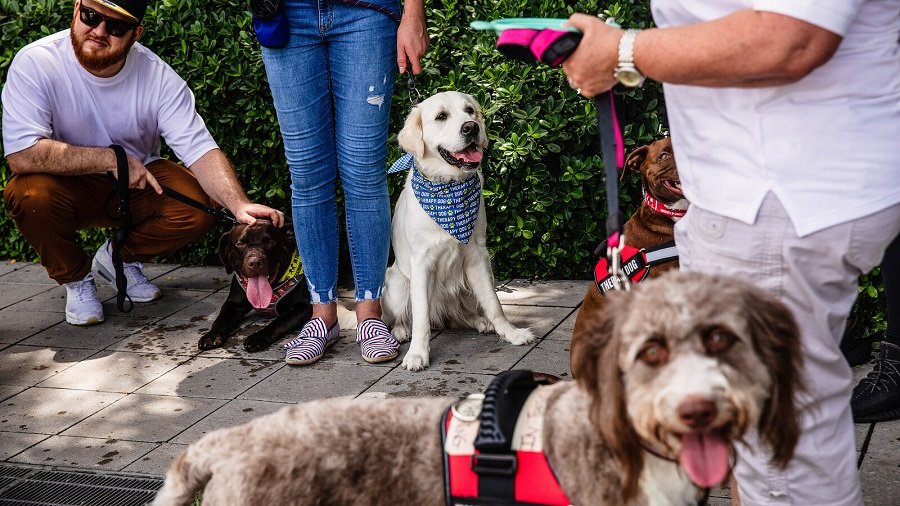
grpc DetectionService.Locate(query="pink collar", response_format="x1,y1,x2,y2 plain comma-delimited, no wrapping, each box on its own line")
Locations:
644,193,686,220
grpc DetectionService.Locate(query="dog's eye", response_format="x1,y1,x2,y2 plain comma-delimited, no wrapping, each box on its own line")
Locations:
435,111,447,121
637,340,669,366
235,241,246,248
704,327,737,355
659,151,671,160
464,106,475,115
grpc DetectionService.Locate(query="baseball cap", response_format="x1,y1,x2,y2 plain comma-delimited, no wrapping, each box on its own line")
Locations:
93,0,149,23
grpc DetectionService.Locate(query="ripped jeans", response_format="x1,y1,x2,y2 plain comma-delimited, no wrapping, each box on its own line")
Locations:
261,0,398,303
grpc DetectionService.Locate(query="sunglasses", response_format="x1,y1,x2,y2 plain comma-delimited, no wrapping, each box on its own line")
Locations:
78,4,138,38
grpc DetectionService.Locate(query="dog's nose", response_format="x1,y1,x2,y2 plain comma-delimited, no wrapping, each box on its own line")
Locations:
246,256,263,272
677,397,717,429
460,121,479,138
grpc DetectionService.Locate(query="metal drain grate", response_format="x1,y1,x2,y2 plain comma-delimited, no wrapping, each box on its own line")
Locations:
0,464,163,506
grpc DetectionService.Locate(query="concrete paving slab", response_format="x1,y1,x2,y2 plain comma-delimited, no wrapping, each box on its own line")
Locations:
0,384,27,402
0,432,48,460
367,367,495,398
497,279,589,308
426,331,534,374
171,399,291,444
543,310,579,342
238,362,390,403
0,309,65,344
136,357,283,399
141,263,181,281
39,351,186,393
62,393,227,443
19,315,155,350
161,291,229,322
0,264,56,285
121,443,187,475
2,284,68,313
0,387,124,434
499,304,576,340
109,319,211,356
0,283,54,311
0,261,27,277
859,421,900,506
514,338,573,379
11,435,159,471
102,289,214,320
0,346,98,387
150,267,231,291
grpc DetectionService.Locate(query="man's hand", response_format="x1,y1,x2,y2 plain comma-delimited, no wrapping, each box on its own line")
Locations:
397,3,428,74
110,154,162,193
232,203,285,228
561,14,621,97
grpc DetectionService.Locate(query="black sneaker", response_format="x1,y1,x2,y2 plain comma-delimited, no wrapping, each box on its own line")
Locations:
851,342,900,423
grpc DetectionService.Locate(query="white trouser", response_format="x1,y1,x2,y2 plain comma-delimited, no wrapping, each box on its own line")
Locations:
674,193,900,506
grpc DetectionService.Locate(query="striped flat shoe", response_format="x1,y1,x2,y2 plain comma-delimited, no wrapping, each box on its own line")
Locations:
356,318,400,364
283,317,341,366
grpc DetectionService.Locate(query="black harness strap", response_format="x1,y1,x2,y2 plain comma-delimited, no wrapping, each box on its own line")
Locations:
472,370,541,502
108,144,134,313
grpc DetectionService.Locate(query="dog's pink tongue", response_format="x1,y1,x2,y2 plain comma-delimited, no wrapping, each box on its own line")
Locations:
246,275,273,309
456,146,483,163
679,432,730,488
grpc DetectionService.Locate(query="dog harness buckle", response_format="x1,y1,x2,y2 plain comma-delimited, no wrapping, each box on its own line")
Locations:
471,453,517,476
606,233,632,292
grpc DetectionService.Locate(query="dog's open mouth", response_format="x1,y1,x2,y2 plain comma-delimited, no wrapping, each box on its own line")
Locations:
678,430,730,488
663,180,683,197
439,144,483,170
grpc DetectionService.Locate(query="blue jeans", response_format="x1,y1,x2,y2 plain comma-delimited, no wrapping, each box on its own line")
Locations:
261,0,398,303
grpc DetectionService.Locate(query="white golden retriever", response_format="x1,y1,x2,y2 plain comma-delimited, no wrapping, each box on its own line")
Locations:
382,91,535,371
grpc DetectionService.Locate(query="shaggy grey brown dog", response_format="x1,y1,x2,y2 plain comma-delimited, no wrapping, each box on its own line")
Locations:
152,271,801,506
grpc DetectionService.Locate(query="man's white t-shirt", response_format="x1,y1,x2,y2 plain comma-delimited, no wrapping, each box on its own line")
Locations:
653,0,900,236
2,30,218,167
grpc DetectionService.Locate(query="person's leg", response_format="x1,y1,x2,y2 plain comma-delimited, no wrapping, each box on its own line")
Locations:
329,4,399,362
881,234,900,346
261,0,340,324
851,232,900,422
4,173,113,283
116,159,218,261
674,194,900,506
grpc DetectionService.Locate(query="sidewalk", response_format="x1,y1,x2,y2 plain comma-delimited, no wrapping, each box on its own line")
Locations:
0,260,897,505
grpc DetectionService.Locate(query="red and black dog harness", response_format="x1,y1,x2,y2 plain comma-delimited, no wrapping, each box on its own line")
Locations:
442,370,570,506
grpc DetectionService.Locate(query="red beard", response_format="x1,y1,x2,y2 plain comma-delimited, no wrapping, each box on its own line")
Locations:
69,20,133,74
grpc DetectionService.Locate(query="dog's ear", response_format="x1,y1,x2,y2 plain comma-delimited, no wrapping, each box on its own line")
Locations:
742,287,803,469
218,230,235,274
623,145,650,179
398,105,425,159
570,292,644,502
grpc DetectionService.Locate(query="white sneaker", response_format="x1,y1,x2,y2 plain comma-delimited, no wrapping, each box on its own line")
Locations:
92,239,162,302
65,272,104,326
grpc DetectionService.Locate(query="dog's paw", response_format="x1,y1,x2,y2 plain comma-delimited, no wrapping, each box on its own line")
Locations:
198,333,226,350
474,317,494,334
401,350,430,371
392,326,411,343
243,335,271,353
500,327,536,346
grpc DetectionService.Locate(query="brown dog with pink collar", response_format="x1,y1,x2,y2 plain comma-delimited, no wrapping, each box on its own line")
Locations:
573,137,687,346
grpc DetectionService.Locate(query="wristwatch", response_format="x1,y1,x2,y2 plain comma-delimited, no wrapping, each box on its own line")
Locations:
614,29,645,88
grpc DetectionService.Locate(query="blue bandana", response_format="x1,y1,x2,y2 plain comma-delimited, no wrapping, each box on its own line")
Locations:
388,153,481,244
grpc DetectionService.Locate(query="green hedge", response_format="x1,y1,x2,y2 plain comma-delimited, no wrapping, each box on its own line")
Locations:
0,0,885,330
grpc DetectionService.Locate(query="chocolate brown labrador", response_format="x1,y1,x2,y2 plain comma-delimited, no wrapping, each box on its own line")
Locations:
573,138,687,348
198,220,312,352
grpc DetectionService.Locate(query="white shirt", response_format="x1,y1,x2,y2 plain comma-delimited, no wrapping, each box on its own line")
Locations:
2,30,218,167
652,0,900,236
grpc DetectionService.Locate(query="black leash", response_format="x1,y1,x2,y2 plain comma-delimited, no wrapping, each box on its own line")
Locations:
594,90,630,291
108,144,134,313
160,186,238,225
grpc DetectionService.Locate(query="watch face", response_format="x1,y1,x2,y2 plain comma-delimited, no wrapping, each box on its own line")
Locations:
616,68,643,87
